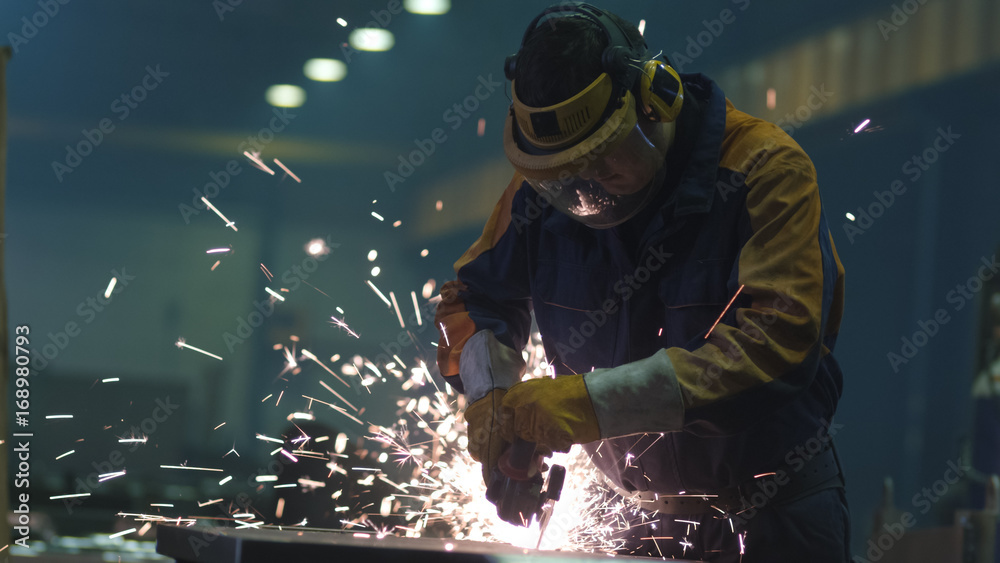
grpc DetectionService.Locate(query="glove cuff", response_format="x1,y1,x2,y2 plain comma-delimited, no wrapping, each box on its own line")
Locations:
583,349,683,438
459,330,526,403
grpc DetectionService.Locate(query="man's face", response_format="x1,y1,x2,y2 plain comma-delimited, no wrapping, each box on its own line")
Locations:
577,121,673,195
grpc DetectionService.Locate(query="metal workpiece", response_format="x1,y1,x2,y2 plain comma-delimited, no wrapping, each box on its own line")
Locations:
155,524,698,562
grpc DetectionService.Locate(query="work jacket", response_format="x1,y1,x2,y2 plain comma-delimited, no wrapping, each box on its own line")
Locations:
435,73,846,494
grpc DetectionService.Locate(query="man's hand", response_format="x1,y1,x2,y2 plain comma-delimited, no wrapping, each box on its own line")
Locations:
464,388,509,484
499,374,601,452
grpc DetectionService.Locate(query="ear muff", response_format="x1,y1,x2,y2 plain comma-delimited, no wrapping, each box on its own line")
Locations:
504,53,518,81
638,60,684,123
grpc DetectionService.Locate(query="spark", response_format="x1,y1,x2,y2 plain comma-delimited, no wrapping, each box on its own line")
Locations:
243,151,275,175
273,158,302,183
198,499,223,507
435,200,443,211
371,211,384,221
160,465,224,472
303,280,332,298
301,349,352,388
256,434,284,444
261,263,274,281
213,422,226,430
102,377,119,383
104,277,118,299
366,280,392,307
118,438,147,444
276,498,285,519
420,249,429,257
411,291,422,326
206,247,231,254
439,322,450,346
302,395,365,426
337,17,348,26
45,414,73,419
477,118,485,137
846,212,856,221
319,380,360,412
853,118,871,133
256,475,279,482
329,315,360,338
389,292,406,328
176,338,224,361
265,287,286,302
55,450,75,460
219,476,233,485
109,528,136,539
200,197,238,231
150,503,174,508
305,238,330,257
638,18,646,35
704,284,745,339
211,260,221,271
753,472,776,478
50,493,90,500
138,523,153,536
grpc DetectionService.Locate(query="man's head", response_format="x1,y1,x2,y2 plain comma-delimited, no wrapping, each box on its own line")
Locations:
502,3,683,228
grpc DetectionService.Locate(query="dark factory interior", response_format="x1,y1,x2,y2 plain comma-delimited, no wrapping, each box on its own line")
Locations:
2,0,999,561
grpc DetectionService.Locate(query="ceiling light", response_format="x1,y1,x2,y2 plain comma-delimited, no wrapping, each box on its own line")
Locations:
404,0,450,15
304,58,347,82
265,84,306,108
349,28,394,52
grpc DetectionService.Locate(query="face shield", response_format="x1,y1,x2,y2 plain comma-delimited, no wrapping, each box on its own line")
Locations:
504,72,670,229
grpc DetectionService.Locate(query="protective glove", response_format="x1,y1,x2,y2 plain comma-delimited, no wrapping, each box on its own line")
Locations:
498,374,601,453
463,388,510,484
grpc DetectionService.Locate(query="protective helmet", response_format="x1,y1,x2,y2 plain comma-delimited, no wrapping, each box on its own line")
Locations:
502,3,684,228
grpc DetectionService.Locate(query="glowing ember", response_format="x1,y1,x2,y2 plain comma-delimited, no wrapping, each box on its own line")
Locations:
175,338,224,361
200,197,238,231
273,158,302,183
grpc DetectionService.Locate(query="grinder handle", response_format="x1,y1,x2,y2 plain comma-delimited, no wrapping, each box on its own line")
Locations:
498,437,538,481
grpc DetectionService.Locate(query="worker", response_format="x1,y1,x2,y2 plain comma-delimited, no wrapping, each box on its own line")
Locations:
434,3,849,561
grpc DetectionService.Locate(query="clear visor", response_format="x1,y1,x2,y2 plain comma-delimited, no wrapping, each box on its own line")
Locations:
521,122,669,229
